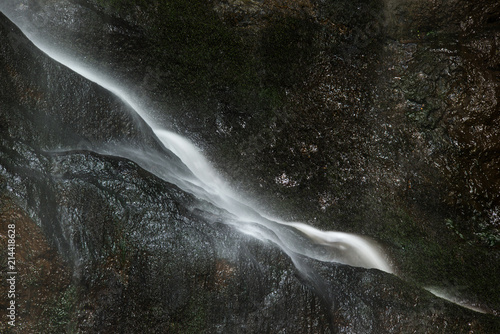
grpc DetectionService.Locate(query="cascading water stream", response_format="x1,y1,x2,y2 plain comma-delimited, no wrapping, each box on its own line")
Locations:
2,10,393,275
2,4,496,318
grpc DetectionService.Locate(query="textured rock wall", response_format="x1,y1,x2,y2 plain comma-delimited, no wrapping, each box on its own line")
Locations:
0,0,499,332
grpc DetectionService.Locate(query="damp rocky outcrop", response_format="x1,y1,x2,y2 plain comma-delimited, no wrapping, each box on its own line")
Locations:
0,0,499,333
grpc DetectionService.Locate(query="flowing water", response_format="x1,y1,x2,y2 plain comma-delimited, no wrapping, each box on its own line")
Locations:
3,4,496,316
3,15,394,275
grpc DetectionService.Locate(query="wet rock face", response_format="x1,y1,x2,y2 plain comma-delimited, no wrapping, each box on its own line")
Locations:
0,12,337,332
44,151,334,333
0,196,74,334
309,259,500,333
1,1,500,333
374,4,500,306
384,0,500,231
0,9,162,153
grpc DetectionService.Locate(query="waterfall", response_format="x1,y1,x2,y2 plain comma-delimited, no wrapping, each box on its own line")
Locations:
2,10,393,274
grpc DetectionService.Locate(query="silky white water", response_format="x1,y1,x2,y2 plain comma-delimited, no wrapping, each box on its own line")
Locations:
157,130,393,272
425,287,488,314
2,5,496,317
3,9,393,274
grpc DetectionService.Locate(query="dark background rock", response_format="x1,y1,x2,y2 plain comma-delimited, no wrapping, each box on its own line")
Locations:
0,0,499,332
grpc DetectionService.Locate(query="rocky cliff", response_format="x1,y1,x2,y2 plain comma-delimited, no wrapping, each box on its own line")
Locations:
0,0,499,333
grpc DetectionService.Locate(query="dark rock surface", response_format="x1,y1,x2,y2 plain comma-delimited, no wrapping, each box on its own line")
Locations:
0,0,499,333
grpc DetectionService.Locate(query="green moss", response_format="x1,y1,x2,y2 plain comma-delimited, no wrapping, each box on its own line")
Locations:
169,291,209,334
37,285,79,333
444,218,465,240
475,231,500,247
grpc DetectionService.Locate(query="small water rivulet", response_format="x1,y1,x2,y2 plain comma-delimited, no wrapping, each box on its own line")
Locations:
4,17,393,275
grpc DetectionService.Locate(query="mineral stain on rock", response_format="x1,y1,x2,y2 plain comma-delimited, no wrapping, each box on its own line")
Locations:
0,195,75,333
